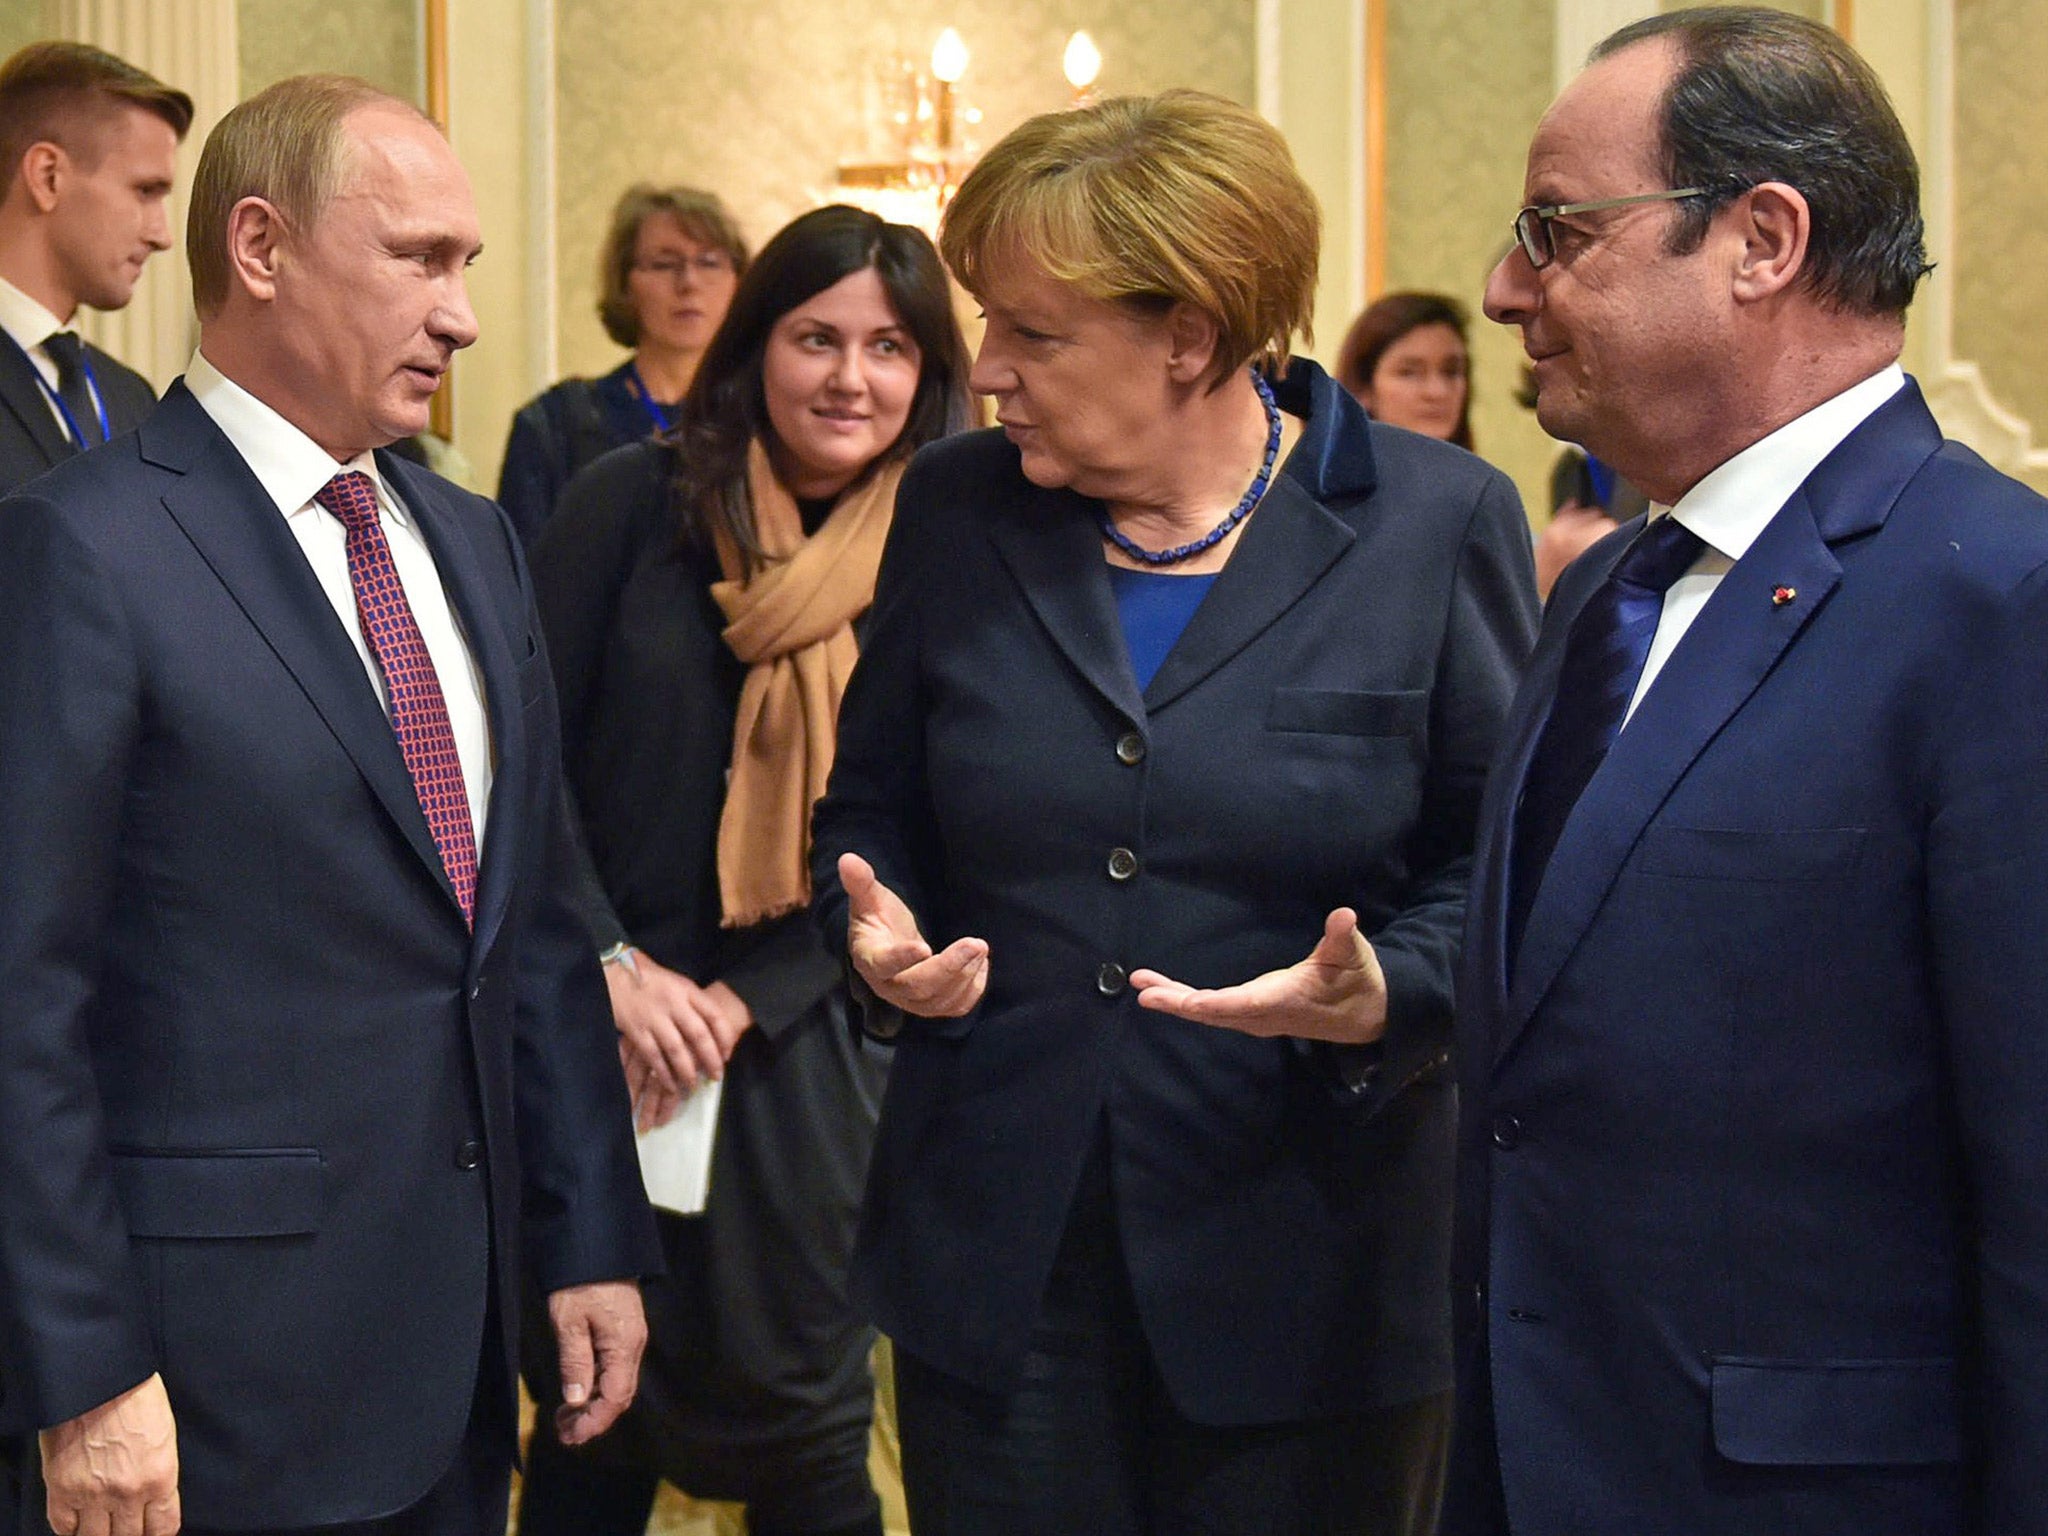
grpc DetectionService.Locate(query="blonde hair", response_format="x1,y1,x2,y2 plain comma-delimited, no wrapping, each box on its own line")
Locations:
595,184,749,347
187,74,427,317
940,90,1320,378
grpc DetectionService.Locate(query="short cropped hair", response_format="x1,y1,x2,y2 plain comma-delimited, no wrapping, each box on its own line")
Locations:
0,41,193,183
187,74,427,317
940,89,1320,380
1594,7,1929,316
596,184,749,348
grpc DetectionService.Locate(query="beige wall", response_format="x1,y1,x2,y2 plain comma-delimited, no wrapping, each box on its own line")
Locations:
0,1,52,60
553,0,1253,384
1953,0,2048,445
236,0,418,101
1380,0,1557,514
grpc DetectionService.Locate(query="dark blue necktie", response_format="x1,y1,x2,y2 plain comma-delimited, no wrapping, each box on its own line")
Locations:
41,331,100,447
1507,514,1706,973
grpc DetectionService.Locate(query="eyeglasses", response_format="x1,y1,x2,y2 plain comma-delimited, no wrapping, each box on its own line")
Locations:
1511,188,1708,270
632,252,735,282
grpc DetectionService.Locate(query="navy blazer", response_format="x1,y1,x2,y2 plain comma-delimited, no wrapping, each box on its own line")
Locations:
1444,381,2048,1535
813,362,1538,1423
0,384,660,1527
0,330,157,494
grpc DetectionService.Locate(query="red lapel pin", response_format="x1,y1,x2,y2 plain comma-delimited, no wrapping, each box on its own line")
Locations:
1772,585,1797,607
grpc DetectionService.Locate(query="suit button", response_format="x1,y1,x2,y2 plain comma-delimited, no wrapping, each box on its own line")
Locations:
1491,1115,1522,1150
1115,732,1146,765
1096,962,1127,995
455,1139,483,1170
469,977,485,1002
1107,847,1138,881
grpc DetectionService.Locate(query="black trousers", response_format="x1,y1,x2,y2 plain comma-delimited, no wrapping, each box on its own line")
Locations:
895,1140,1449,1536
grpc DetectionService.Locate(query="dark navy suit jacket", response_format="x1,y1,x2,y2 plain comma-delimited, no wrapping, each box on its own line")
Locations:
813,362,1538,1423
0,330,157,494
0,384,659,1527
1445,380,2048,1535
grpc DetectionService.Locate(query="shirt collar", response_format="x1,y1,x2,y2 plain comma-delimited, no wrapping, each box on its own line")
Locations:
186,349,405,525
0,274,71,357
1656,364,1905,557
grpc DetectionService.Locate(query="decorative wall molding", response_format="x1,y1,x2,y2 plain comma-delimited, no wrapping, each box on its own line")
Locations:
57,0,237,391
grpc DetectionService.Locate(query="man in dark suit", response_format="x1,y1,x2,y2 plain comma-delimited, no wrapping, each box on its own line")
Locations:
1446,10,2048,1535
0,74,658,1536
0,42,189,491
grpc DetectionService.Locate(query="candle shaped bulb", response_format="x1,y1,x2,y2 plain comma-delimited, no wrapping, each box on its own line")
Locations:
931,28,970,84
1064,31,1103,94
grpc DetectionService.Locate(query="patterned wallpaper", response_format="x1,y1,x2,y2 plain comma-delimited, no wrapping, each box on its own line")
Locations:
237,0,418,102
1953,0,2048,442
1381,0,1558,513
554,0,1254,380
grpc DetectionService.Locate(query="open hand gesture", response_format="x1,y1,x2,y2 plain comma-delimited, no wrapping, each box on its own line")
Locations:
839,852,989,1018
1129,907,1388,1043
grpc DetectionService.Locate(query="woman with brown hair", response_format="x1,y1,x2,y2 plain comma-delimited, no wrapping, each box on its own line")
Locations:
517,204,972,1536
497,183,747,543
1337,289,1476,449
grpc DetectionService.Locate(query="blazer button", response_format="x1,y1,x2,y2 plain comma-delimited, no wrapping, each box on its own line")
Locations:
455,1139,483,1170
1096,962,1127,995
1491,1115,1522,1151
1115,732,1146,765
1107,847,1138,881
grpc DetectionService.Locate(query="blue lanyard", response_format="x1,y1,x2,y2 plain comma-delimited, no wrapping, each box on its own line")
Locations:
624,363,677,438
13,331,112,448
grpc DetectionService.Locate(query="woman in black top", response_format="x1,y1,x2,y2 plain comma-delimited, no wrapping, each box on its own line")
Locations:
516,205,971,1536
496,184,746,544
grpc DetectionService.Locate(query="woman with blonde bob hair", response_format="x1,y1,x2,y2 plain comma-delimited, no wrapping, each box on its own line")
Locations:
812,90,1538,1536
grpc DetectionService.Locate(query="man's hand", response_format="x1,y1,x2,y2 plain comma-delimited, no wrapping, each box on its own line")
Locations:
1129,908,1389,1043
549,1280,647,1447
838,853,988,1018
607,952,745,1131
41,1373,180,1536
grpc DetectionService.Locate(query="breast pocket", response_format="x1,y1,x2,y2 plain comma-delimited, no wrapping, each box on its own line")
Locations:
113,1148,325,1238
1265,687,1427,739
1635,825,1866,882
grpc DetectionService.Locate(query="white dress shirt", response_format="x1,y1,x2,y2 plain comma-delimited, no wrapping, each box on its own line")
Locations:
1624,363,1905,725
0,274,82,438
186,350,493,847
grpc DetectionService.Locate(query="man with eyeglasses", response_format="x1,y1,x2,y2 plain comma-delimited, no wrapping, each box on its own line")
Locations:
1447,9,2048,1535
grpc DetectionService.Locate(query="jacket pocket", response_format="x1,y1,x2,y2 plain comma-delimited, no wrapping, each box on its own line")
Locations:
112,1148,324,1239
1635,825,1865,882
1266,687,1426,737
1709,1356,1961,1466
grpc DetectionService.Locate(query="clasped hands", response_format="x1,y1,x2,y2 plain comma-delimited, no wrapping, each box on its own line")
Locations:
40,1280,645,1535
608,950,753,1131
838,852,1389,1042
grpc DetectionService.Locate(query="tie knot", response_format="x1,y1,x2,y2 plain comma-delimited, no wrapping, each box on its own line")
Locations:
315,470,381,533
41,330,85,380
1611,513,1706,596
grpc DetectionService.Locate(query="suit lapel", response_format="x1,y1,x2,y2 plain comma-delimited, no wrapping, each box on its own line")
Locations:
1142,475,1354,711
1495,382,1946,1061
0,331,73,472
986,483,1147,723
145,387,460,918
384,453,523,958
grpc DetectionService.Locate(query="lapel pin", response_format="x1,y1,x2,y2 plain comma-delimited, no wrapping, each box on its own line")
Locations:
1772,585,1797,607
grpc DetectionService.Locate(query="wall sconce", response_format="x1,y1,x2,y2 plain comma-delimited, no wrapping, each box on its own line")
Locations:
1063,31,1102,105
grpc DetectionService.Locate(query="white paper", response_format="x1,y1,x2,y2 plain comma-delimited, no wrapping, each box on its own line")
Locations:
634,1078,723,1216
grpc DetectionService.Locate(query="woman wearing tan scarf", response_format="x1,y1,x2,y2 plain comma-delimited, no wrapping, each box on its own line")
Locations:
521,206,971,1536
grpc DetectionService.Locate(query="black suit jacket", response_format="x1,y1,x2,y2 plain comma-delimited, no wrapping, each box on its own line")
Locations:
1444,382,2048,1535
0,331,157,493
812,362,1539,1423
0,383,660,1527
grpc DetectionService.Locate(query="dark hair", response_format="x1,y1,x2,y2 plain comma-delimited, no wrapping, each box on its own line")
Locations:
1335,291,1474,449
1593,7,1929,316
669,204,974,571
0,41,193,182
596,184,749,348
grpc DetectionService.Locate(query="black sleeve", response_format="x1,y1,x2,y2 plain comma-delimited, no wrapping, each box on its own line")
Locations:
497,395,565,549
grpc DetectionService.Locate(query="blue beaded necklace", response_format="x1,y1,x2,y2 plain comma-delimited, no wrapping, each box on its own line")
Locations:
1098,368,1282,567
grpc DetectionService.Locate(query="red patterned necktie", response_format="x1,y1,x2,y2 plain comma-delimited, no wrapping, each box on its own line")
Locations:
315,470,478,927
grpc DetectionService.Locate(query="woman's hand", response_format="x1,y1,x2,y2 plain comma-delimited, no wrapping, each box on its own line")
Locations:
838,852,989,1018
607,952,748,1131
1129,908,1389,1043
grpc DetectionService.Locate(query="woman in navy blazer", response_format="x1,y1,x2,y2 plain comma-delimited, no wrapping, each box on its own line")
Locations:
810,92,1539,1536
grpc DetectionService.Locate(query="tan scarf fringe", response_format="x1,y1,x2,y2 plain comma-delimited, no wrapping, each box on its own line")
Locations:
711,438,902,928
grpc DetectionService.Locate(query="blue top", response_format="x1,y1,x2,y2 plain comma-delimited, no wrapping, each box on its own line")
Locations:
1108,565,1218,691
